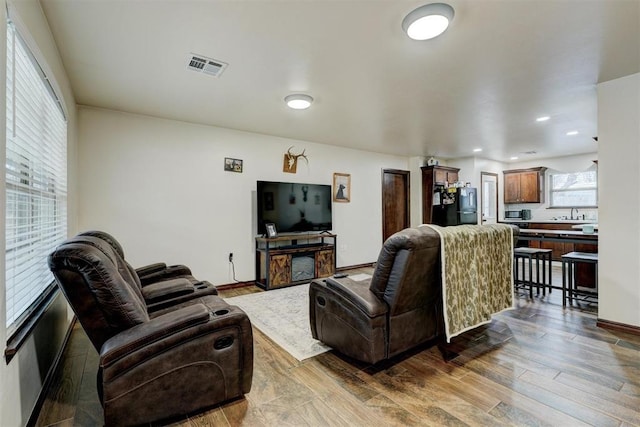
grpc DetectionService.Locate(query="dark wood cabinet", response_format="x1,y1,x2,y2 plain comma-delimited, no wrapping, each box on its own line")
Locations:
421,165,460,223
528,238,572,261
573,242,598,289
315,249,335,278
255,234,336,290
503,167,546,203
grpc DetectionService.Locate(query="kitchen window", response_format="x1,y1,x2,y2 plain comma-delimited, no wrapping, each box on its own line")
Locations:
549,171,597,208
5,20,67,333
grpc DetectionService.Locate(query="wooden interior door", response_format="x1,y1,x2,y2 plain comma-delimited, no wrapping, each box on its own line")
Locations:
382,169,410,242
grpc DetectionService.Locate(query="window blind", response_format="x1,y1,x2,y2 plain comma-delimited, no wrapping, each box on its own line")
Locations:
5,21,67,329
549,171,597,208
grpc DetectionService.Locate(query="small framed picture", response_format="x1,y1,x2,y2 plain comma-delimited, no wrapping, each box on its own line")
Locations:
333,173,351,203
265,222,278,238
224,157,243,173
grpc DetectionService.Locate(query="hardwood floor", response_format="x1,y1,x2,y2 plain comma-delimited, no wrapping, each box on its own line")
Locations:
34,266,640,426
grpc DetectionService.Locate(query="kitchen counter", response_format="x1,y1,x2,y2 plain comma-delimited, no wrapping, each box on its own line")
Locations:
501,219,595,224
571,223,599,230
518,228,598,244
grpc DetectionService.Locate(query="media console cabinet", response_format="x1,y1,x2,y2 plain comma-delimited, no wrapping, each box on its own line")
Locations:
255,233,336,290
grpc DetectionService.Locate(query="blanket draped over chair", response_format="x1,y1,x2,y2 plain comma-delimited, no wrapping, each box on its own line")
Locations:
421,224,514,342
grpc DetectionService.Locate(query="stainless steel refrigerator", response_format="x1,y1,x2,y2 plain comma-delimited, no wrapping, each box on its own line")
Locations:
433,187,478,226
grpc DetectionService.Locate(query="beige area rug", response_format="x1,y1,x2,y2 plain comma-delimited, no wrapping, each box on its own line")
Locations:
226,274,372,361
225,283,329,361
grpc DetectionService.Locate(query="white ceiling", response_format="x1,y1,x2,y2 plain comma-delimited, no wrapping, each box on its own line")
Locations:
40,0,639,162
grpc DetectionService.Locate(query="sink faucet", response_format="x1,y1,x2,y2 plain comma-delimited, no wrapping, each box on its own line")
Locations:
571,208,578,220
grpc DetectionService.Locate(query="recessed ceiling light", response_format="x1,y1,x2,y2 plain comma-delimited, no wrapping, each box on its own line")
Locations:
402,3,455,41
473,148,482,152
510,156,519,160
284,94,313,110
566,130,579,136
536,116,550,122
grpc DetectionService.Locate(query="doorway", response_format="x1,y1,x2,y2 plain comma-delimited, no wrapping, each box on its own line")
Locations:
382,169,410,241
481,172,498,224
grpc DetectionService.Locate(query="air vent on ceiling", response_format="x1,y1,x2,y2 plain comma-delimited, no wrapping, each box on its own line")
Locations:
187,54,228,77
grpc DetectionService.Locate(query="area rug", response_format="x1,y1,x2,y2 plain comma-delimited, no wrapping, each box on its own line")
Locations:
225,283,331,361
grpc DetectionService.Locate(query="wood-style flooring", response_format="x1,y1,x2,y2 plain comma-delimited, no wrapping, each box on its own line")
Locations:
34,266,640,426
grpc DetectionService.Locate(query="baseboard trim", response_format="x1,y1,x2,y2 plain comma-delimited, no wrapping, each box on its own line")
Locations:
597,318,640,336
26,316,77,427
216,280,256,291
337,262,376,272
216,262,376,290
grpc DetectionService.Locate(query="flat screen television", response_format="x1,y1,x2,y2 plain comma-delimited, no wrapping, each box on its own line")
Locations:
257,180,332,235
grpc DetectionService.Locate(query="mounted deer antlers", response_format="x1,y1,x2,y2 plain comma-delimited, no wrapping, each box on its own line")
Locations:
282,146,309,173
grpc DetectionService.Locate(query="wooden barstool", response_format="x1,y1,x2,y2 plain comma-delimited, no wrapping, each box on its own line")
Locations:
561,251,598,306
514,247,552,298
534,248,553,294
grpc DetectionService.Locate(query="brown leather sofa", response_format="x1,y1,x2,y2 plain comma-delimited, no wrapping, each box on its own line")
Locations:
309,224,520,365
77,230,218,312
309,226,444,364
48,235,253,426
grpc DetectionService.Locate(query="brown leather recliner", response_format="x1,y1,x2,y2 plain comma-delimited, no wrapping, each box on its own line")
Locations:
48,236,253,426
77,230,218,312
309,226,444,364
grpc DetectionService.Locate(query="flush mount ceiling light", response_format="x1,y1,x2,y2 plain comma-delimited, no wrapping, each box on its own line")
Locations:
285,94,313,110
402,3,455,41
566,130,579,136
473,148,482,153
536,116,551,122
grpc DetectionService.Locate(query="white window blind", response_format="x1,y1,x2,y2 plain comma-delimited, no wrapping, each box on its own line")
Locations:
549,171,598,208
5,21,67,329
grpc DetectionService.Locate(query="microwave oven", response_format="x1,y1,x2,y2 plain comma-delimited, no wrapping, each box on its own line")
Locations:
505,210,523,219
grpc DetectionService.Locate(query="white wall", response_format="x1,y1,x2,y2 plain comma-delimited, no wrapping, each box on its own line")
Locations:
597,73,640,328
77,107,409,285
0,1,77,426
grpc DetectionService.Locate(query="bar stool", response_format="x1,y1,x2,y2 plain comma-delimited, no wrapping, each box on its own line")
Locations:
534,248,553,294
561,251,598,306
514,247,552,298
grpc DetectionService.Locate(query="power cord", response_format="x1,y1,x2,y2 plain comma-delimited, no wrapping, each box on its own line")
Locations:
228,253,240,283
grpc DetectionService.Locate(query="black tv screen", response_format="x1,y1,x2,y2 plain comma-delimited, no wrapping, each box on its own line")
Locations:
257,181,332,235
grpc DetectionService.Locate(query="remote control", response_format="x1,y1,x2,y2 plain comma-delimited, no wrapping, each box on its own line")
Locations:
334,273,348,278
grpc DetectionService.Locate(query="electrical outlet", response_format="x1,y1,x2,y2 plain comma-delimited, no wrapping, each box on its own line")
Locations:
228,252,233,262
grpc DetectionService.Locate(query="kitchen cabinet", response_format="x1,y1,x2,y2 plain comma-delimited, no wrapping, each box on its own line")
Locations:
421,165,460,223
528,238,572,261
503,167,546,203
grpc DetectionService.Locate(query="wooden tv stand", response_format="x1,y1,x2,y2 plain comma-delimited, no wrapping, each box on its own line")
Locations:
255,233,336,290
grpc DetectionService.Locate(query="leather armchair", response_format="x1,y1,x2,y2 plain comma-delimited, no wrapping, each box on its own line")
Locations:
49,237,253,426
309,226,444,364
77,230,218,311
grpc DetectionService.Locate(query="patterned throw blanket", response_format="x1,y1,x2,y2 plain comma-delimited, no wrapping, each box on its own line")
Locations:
421,224,514,342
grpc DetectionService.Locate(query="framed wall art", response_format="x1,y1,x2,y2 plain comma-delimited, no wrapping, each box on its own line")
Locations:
224,157,243,173
333,173,351,203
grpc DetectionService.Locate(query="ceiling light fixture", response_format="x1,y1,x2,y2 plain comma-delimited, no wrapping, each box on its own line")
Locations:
536,116,550,122
285,94,313,110
510,156,519,160
473,148,482,152
566,130,579,136
402,3,455,41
